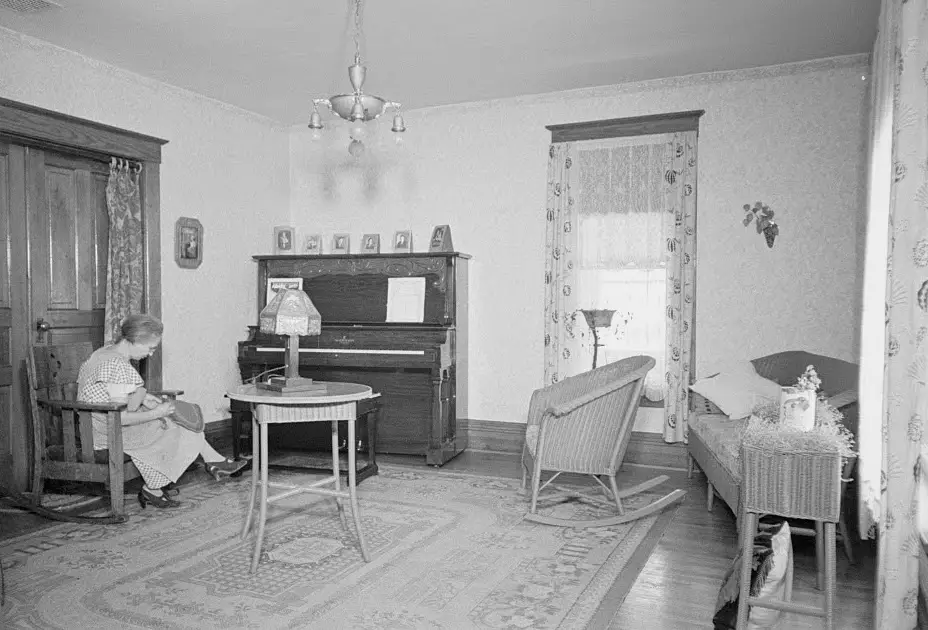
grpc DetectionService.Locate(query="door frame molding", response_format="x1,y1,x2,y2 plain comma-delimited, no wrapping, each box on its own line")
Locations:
0,96,168,387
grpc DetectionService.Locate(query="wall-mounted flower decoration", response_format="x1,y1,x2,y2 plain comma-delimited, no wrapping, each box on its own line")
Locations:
742,201,779,248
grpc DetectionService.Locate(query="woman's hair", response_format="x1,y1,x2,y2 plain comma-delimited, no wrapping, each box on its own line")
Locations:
119,314,164,343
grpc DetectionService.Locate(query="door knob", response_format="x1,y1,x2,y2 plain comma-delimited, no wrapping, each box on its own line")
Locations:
36,317,50,341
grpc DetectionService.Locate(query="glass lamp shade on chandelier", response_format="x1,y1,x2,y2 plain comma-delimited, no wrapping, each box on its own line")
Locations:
308,0,406,156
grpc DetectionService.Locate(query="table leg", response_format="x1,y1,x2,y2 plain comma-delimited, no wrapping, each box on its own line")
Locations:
250,422,269,574
824,522,836,630
331,419,347,530
241,413,260,540
815,520,825,590
735,512,757,630
347,418,370,562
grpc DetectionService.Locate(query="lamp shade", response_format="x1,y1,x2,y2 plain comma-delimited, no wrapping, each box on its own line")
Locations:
259,289,321,337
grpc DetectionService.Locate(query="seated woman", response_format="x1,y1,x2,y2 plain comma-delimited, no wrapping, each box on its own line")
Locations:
78,313,246,509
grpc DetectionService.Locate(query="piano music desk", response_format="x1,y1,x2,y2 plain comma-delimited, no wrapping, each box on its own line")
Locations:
228,382,378,572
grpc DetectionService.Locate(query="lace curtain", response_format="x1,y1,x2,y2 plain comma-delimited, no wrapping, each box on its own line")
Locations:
859,1,928,626
543,131,697,443
104,159,144,345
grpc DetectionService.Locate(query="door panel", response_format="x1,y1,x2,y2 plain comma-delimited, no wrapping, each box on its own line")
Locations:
29,148,108,349
0,144,109,489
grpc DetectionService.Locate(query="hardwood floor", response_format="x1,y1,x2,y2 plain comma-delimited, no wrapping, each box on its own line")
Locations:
1,450,876,629
410,451,876,629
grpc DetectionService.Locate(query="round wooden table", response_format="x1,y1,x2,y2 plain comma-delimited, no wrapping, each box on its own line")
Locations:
227,382,378,573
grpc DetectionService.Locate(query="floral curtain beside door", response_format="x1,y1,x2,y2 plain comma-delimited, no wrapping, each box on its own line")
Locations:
104,159,144,345
544,131,697,443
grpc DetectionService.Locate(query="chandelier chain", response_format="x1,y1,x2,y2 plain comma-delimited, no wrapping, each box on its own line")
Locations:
352,0,364,64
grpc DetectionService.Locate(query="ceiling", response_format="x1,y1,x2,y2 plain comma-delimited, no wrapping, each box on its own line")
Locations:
0,0,881,125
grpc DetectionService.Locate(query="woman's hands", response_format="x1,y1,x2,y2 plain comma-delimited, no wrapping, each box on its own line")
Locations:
121,399,176,427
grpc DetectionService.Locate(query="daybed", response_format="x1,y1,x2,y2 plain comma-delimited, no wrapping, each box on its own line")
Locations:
686,350,858,561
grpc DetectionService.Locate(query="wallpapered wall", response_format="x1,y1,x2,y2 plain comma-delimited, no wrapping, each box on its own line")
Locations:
290,55,869,430
0,28,292,423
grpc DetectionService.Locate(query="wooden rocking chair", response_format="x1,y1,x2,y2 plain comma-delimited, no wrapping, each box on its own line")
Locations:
25,342,182,522
521,355,686,527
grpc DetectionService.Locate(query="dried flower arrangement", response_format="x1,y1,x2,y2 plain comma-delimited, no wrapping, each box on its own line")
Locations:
746,398,855,460
794,365,821,392
742,201,779,248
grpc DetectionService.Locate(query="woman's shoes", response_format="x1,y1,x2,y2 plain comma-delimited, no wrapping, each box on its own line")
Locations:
137,486,181,509
162,482,180,497
204,458,247,481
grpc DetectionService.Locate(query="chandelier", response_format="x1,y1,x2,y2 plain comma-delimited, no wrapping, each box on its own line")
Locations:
308,0,406,156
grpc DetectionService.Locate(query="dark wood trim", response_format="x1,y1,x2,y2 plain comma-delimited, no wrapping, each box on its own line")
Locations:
0,97,167,390
920,543,928,629
547,110,705,143
463,418,526,454
142,164,163,389
461,419,687,469
0,97,167,163
204,416,235,455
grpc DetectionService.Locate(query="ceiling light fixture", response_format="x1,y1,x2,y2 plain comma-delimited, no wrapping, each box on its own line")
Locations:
308,0,405,155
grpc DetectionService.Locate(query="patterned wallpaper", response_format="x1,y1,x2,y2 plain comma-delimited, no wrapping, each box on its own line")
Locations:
290,55,870,428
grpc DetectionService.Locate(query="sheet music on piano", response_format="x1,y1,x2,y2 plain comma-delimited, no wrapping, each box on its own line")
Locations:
385,277,426,323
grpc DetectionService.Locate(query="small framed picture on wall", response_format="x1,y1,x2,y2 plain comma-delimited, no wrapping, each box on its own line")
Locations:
361,234,381,254
174,217,203,269
273,225,296,254
332,233,350,254
393,230,412,253
303,233,322,254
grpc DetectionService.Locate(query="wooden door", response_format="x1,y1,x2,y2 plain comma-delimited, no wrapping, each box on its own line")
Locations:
0,142,109,490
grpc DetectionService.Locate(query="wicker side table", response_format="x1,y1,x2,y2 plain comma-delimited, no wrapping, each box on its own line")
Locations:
735,442,842,630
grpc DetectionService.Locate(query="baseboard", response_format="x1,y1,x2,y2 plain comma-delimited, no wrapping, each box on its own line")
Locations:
205,417,234,455
206,416,687,470
461,419,688,470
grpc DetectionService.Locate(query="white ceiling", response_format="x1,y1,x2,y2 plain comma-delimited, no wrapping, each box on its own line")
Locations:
0,0,881,124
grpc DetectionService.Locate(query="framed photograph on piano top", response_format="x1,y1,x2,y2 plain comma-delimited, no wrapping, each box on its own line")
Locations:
303,233,322,254
393,230,412,253
361,234,381,254
273,225,296,254
332,233,350,254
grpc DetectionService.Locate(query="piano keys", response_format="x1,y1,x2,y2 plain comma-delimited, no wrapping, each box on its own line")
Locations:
236,252,469,466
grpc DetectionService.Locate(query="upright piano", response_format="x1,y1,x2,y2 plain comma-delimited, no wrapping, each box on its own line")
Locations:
235,252,469,466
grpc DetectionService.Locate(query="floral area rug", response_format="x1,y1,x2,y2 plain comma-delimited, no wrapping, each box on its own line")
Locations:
1,465,678,629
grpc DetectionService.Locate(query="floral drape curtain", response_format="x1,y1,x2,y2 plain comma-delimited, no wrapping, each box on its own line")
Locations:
104,159,144,345
544,143,588,383
662,132,697,443
859,1,928,627
543,131,697,443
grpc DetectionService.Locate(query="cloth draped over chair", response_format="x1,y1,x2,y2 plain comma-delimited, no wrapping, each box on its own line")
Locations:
543,131,697,443
858,1,928,627
104,159,144,345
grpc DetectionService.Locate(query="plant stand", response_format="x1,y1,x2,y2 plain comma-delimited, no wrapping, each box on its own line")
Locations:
735,443,842,629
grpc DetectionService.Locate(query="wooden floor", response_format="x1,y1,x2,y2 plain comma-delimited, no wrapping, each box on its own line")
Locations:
1,450,876,629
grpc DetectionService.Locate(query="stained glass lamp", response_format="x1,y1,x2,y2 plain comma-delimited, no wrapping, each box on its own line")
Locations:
256,288,324,393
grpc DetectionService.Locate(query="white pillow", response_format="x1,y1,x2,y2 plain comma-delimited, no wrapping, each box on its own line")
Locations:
690,366,781,419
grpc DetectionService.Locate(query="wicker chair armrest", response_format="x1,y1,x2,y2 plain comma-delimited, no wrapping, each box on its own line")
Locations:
825,388,857,410
545,380,635,419
37,396,127,413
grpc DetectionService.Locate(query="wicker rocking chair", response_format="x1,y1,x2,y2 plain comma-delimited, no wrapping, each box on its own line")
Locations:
521,355,686,527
